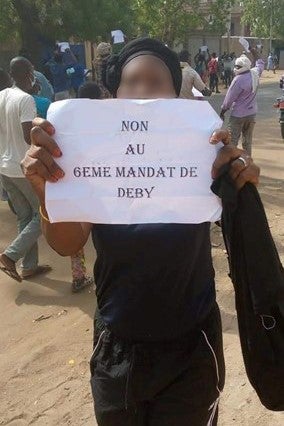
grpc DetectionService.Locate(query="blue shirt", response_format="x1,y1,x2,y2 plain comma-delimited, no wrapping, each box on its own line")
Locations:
32,95,51,119
49,63,70,93
34,71,54,101
70,64,85,90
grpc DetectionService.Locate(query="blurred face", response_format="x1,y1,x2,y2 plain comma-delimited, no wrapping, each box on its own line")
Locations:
117,55,176,99
234,64,242,75
30,78,41,95
27,64,36,91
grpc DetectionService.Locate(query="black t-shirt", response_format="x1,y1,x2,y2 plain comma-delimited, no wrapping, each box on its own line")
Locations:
92,223,215,342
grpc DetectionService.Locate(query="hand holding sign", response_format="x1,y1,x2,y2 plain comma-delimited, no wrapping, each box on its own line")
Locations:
239,37,250,53
21,100,259,223
58,42,70,52
44,99,223,224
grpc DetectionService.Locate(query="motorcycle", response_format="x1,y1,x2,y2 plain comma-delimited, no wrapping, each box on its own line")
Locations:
274,96,284,140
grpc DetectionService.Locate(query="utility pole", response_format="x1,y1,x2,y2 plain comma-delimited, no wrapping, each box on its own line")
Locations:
269,0,273,52
262,0,273,52
226,8,232,54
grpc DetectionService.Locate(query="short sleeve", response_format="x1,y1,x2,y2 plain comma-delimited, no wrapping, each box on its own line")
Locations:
20,95,37,123
192,70,206,92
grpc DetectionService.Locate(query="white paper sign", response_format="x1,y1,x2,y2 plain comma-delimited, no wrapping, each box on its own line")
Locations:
192,87,204,98
239,37,250,53
111,30,125,44
58,42,70,52
46,99,222,224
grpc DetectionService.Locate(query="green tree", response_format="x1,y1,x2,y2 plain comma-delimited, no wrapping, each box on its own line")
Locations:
133,0,235,47
0,0,135,66
133,0,203,47
205,0,235,36
242,0,284,40
0,1,19,43
69,0,136,41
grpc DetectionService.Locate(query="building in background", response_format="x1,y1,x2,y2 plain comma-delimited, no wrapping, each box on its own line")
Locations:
183,1,275,60
230,3,250,38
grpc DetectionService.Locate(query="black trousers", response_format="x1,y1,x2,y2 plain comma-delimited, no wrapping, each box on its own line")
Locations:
209,73,219,92
224,69,232,88
90,303,225,426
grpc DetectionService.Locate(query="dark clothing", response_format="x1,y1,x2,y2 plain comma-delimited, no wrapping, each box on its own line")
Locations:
223,69,232,88
70,63,85,92
209,73,219,92
92,223,215,342
91,303,225,426
49,62,70,93
103,38,182,97
93,58,112,99
212,174,284,411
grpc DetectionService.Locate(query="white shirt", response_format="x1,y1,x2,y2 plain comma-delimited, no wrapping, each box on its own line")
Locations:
111,30,125,44
0,87,36,178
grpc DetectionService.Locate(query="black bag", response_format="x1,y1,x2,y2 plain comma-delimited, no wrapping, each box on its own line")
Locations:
212,176,284,411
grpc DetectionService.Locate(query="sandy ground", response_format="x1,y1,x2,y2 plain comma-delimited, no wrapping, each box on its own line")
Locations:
0,71,283,426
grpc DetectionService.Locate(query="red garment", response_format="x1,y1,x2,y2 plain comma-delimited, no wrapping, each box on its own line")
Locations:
208,58,218,75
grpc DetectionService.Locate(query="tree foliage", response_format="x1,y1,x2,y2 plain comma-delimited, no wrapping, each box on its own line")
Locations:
0,0,237,46
0,1,18,43
133,0,235,46
0,0,135,46
242,0,284,40
0,0,239,64
205,0,235,36
133,0,203,47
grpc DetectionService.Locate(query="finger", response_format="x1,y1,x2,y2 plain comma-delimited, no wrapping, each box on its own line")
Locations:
29,145,65,180
31,126,62,157
229,156,253,181
235,164,260,190
210,129,231,145
211,145,243,179
33,117,55,136
21,156,58,183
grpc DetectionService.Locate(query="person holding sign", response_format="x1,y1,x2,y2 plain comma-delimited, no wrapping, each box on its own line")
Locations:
21,38,259,426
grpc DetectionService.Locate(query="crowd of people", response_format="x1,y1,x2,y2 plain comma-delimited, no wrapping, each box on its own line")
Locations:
0,47,105,290
190,48,237,91
0,36,130,288
0,34,273,425
179,46,265,155
191,48,279,92
0,36,267,288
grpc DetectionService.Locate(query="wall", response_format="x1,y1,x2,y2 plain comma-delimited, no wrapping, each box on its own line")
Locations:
279,50,284,70
182,35,275,64
185,34,222,60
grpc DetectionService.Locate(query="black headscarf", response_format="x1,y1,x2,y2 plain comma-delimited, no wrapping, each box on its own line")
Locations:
103,38,182,97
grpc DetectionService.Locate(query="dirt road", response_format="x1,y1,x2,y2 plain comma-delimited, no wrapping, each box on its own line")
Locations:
0,71,283,425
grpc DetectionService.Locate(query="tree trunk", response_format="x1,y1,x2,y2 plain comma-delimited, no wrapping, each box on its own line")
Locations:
12,0,43,68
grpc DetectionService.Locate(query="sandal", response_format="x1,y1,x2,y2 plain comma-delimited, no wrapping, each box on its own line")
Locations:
72,276,94,293
0,265,22,282
21,264,52,279
0,253,22,283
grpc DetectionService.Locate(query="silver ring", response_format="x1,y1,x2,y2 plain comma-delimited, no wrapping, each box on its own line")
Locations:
237,156,248,167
